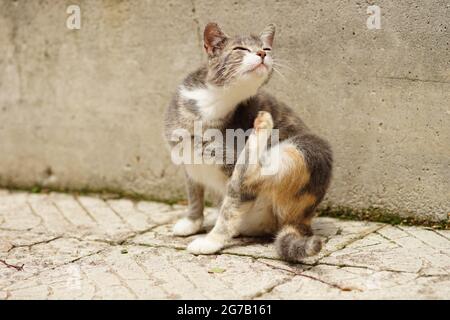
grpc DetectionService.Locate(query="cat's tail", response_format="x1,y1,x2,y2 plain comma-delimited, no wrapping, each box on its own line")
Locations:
275,225,322,262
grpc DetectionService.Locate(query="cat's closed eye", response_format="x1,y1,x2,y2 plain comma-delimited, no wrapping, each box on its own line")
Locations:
263,48,271,51
232,46,251,52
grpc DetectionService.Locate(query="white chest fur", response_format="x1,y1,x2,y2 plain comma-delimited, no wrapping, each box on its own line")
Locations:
178,75,266,194
179,78,262,122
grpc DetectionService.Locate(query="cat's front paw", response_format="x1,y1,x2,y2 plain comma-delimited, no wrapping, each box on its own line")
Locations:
187,237,223,255
173,217,203,236
254,111,273,133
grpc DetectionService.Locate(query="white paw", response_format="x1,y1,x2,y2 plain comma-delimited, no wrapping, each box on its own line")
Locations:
173,217,203,236
187,237,223,255
254,111,273,133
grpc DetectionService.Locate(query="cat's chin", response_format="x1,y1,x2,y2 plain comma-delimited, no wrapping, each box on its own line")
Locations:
221,67,270,93
246,64,269,76
239,67,270,83
254,67,270,78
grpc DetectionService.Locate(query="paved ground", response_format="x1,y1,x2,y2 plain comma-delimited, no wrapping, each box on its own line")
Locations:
0,190,449,299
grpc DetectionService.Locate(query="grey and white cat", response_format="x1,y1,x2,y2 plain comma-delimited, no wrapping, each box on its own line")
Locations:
164,23,332,261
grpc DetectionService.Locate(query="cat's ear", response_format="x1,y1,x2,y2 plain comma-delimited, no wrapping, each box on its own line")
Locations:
260,23,276,48
204,22,228,56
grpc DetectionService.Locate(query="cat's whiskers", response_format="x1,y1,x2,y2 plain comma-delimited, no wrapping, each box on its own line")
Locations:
272,66,288,83
272,60,295,73
272,57,294,64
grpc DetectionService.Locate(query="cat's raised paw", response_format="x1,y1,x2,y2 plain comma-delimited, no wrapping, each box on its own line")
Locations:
173,217,203,236
187,237,223,255
254,111,273,132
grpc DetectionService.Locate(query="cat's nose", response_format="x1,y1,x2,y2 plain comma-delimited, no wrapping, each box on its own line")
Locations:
256,50,266,61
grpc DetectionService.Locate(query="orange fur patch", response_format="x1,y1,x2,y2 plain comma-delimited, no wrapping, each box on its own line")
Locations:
274,192,317,225
266,146,310,200
241,143,317,226
255,145,317,225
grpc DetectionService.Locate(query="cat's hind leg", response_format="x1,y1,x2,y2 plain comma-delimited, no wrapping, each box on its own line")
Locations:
260,135,332,261
187,112,273,254
238,114,331,261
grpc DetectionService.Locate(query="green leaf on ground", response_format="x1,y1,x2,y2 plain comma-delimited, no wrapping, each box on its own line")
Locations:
208,267,226,274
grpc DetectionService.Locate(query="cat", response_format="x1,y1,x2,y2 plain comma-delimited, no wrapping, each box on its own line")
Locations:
164,22,333,262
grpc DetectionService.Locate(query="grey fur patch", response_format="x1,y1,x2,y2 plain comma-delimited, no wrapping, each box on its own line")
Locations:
275,225,321,261
292,134,333,202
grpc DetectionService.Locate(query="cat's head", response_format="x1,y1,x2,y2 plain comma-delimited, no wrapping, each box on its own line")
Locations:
203,23,275,88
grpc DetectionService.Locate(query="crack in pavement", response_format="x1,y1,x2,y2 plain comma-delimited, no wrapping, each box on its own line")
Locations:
250,273,296,300
313,224,387,263
255,259,361,294
6,235,63,253
104,201,135,231
74,196,99,223
0,248,107,292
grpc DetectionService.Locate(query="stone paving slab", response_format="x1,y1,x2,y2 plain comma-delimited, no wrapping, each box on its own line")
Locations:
2,246,295,300
258,264,450,300
0,229,109,290
0,190,449,299
321,226,450,275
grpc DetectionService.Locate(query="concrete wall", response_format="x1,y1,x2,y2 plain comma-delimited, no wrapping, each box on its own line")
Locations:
0,0,449,221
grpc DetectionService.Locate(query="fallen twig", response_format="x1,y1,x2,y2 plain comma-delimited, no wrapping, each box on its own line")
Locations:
0,259,24,271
